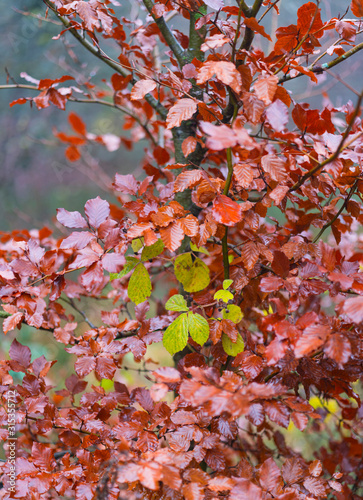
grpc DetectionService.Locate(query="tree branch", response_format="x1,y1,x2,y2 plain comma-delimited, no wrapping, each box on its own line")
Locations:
222,148,234,280
0,84,158,145
142,0,186,67
42,0,167,118
312,179,358,243
289,91,363,192
279,40,363,84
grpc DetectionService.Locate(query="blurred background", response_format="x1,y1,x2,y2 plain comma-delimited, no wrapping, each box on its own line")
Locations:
0,0,362,232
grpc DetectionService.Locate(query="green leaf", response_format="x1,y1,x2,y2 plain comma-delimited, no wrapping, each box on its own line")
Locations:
131,238,144,253
163,313,188,355
128,263,152,305
222,332,245,356
223,279,233,290
190,242,210,255
223,304,243,324
174,253,210,293
188,312,209,346
214,289,234,303
141,239,164,261
110,256,139,280
165,294,189,312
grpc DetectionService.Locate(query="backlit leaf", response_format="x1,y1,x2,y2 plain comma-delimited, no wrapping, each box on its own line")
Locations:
110,256,139,280
188,312,209,346
197,61,242,93
222,333,245,356
174,253,210,293
163,313,189,355
141,239,164,261
128,263,152,304
165,294,189,312
223,305,243,324
212,195,242,226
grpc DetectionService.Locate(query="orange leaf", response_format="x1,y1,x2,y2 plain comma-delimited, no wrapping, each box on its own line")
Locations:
254,75,278,105
174,170,203,193
160,221,185,252
197,61,242,93
212,195,242,226
351,0,363,17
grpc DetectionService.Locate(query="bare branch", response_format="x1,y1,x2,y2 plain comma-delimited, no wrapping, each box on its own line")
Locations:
279,40,363,84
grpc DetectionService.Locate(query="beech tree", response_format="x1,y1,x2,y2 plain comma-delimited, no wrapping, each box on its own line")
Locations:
1,0,363,498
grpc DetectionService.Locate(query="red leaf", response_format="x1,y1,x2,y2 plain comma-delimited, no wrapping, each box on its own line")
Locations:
9,98,28,107
351,0,363,17
75,356,96,377
212,195,242,226
38,75,74,90
259,458,281,492
244,17,272,41
57,208,88,229
166,98,198,129
68,112,87,135
272,251,290,278
264,401,290,428
84,196,110,228
32,443,56,472
152,367,181,383
65,145,81,162
9,339,30,367
47,88,67,110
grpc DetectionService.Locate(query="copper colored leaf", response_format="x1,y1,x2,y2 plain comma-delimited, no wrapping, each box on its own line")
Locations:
324,333,351,366
174,170,203,193
259,458,281,492
291,412,309,431
234,163,255,189
272,251,290,278
130,79,157,100
264,401,290,428
241,241,259,271
182,136,198,157
261,154,287,182
303,477,326,497
242,93,265,124
342,296,363,323
199,121,238,150
212,195,242,226
3,312,24,335
197,61,242,93
113,173,138,195
160,221,185,252
9,339,31,367
152,367,181,383
166,99,198,130
96,357,116,380
254,75,278,105
84,196,110,228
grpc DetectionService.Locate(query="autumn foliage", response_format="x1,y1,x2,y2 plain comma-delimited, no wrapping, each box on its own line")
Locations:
2,0,363,498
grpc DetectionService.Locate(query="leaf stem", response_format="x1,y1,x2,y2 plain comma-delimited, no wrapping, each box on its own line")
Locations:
222,148,234,279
